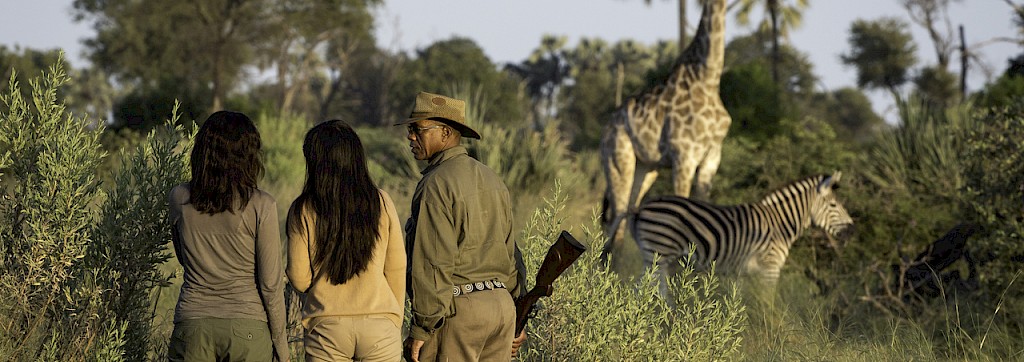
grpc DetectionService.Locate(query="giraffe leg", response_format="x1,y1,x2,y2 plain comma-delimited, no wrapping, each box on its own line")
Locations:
693,142,723,200
600,124,636,265
671,151,700,199
624,166,658,254
635,168,660,209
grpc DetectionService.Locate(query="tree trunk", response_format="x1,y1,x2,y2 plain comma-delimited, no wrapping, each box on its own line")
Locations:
276,40,293,116
615,62,625,107
318,74,343,121
769,0,780,85
959,24,968,100
679,0,688,52
212,53,223,112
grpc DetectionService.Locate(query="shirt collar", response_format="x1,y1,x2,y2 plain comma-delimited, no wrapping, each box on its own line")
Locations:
422,145,468,175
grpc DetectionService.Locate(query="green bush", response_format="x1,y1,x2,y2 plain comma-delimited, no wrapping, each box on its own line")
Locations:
0,61,121,360
962,102,1024,284
845,98,975,306
88,112,192,360
516,182,746,361
712,116,862,204
0,61,191,361
357,125,420,210
961,101,1024,342
255,112,311,230
863,97,974,202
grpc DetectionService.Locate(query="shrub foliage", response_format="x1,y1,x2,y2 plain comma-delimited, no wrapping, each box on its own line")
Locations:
516,183,746,361
0,62,191,360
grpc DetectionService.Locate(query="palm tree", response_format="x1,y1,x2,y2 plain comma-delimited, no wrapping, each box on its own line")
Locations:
732,0,810,84
506,35,570,129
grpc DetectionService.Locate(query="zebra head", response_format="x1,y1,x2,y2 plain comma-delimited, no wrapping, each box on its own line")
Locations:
811,172,854,241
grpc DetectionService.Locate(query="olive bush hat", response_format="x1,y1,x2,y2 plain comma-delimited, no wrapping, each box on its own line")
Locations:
396,91,482,139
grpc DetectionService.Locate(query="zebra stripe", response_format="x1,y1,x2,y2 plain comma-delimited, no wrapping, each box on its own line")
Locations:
631,173,854,287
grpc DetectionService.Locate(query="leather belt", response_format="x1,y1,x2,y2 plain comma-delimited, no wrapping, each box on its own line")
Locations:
452,280,505,296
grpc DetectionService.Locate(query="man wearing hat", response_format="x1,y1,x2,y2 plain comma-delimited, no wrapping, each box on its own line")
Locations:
398,91,524,361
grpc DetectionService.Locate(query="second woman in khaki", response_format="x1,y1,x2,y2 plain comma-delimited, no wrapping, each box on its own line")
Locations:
286,120,406,362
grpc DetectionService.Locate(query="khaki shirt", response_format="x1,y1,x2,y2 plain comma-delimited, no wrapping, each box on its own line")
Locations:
406,146,520,341
286,189,406,328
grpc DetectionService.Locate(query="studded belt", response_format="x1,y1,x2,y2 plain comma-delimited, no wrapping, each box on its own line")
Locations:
453,280,506,296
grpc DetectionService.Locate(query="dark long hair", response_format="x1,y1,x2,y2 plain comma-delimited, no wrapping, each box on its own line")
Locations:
288,120,382,285
189,111,264,214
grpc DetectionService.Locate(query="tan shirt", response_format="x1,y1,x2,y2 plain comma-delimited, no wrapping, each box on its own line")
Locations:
167,184,288,361
286,190,406,327
406,146,520,341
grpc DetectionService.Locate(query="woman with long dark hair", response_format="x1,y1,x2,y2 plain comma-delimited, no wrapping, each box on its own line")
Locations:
286,120,406,361
167,111,288,361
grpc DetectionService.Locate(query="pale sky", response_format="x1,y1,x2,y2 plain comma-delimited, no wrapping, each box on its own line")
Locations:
2,0,1020,121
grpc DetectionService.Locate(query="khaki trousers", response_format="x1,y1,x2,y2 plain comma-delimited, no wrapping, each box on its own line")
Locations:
168,318,273,362
304,314,402,362
419,289,515,362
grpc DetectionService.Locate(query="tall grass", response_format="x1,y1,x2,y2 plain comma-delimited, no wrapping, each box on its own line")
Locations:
516,182,747,361
447,83,572,194
862,96,974,201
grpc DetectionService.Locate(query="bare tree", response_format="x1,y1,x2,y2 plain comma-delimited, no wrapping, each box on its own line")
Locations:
899,0,962,69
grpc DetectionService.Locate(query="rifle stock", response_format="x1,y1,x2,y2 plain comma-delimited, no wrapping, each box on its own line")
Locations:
514,230,587,334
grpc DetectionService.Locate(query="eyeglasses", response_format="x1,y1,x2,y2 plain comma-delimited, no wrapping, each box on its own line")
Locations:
407,124,443,136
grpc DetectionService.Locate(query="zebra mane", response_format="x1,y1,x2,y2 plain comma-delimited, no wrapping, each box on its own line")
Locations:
757,174,827,207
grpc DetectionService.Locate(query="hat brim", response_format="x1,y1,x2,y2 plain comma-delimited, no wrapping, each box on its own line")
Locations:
395,116,482,140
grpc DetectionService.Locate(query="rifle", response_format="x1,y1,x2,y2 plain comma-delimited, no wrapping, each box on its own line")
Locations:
514,230,587,334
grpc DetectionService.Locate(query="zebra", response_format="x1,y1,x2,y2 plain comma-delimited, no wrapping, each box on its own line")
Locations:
631,172,854,290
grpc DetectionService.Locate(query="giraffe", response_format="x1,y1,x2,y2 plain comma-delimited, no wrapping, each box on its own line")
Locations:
599,0,731,266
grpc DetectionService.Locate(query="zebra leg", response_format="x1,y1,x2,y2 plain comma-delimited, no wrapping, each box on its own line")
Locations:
650,253,679,304
748,253,785,304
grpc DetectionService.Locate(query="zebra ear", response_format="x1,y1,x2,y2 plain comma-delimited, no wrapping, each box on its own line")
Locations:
819,172,841,192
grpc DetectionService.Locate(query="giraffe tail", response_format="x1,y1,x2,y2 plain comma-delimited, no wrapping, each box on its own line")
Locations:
600,189,611,227
598,188,615,264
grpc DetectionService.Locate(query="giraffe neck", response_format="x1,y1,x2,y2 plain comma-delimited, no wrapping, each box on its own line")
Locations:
674,0,726,83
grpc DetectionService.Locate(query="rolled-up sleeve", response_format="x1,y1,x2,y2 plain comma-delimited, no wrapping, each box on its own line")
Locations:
409,182,458,341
